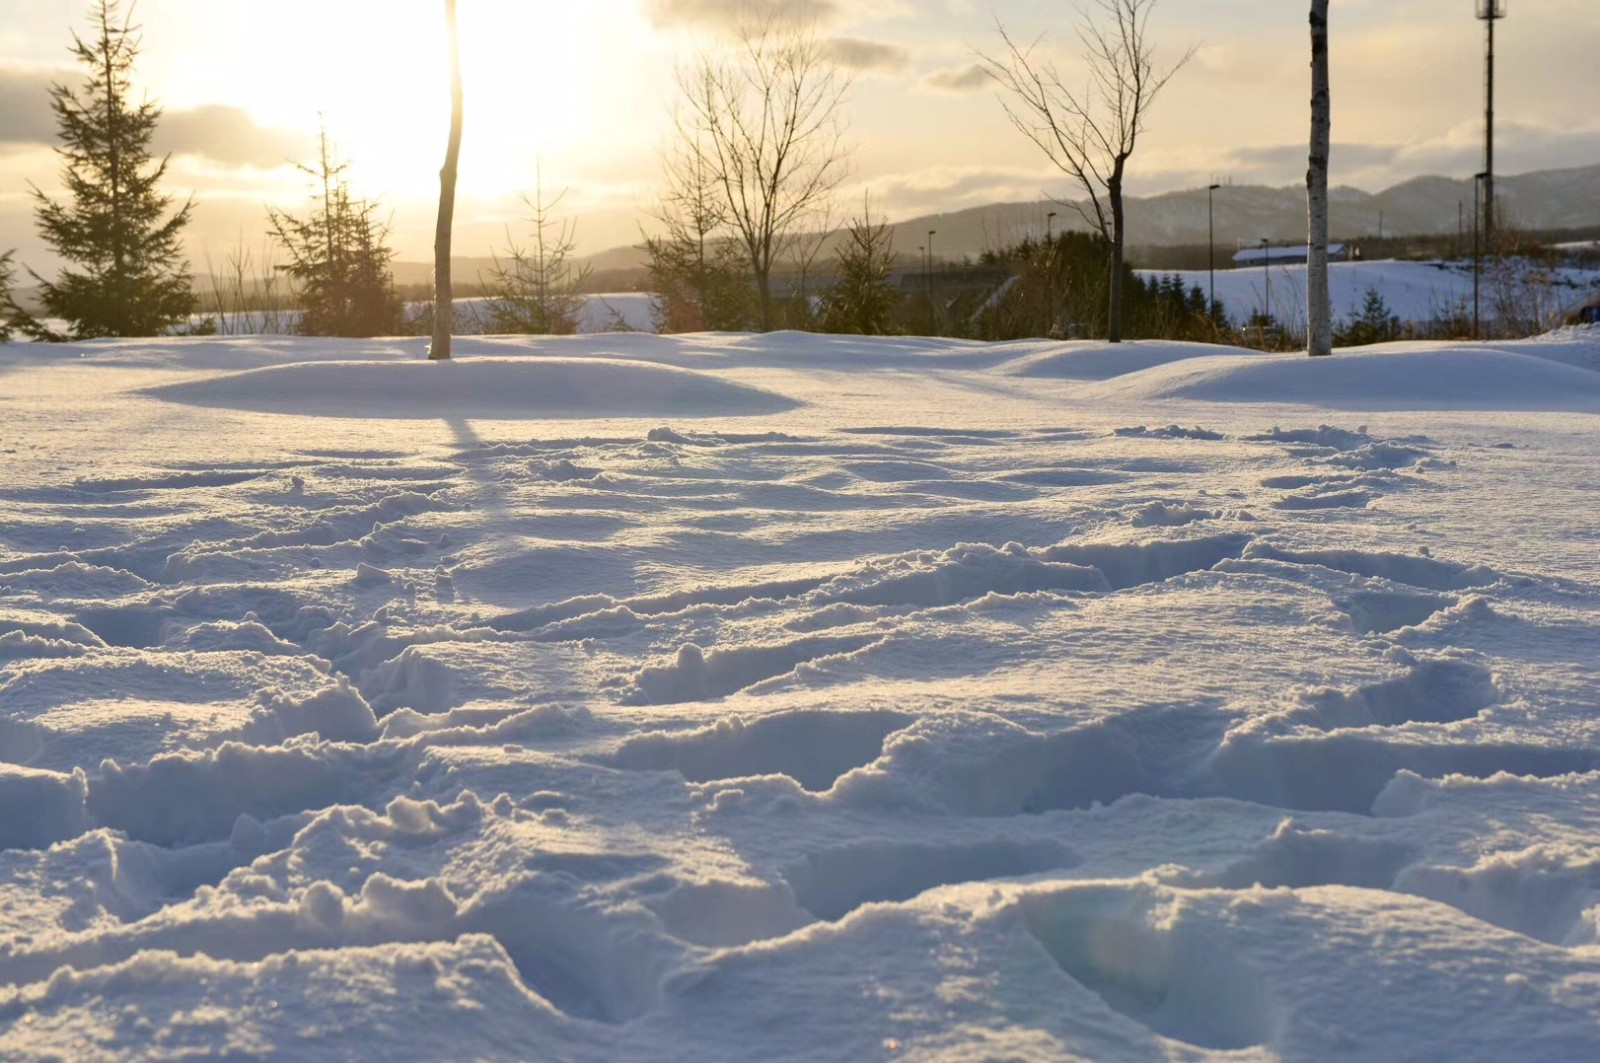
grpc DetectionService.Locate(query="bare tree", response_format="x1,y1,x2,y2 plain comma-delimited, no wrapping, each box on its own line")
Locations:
673,11,851,331
982,0,1192,342
786,200,835,328
1307,0,1332,357
430,0,464,360
645,133,753,332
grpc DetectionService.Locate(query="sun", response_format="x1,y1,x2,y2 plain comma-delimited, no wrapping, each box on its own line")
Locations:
213,0,661,202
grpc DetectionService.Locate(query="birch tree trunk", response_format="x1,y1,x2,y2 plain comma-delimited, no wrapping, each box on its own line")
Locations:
429,0,464,360
1306,0,1332,357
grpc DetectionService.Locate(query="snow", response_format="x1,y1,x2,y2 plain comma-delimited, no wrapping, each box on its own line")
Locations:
2,326,1600,1059
144,352,797,419
1145,257,1600,331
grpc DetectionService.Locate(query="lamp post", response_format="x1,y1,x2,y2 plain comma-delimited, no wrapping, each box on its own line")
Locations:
1207,184,1221,323
916,246,924,332
1473,171,1486,339
927,230,937,332
1046,211,1057,337
1477,1,1506,258
1259,237,1271,328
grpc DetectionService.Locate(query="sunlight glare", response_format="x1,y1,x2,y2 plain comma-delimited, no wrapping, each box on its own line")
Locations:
220,1,639,201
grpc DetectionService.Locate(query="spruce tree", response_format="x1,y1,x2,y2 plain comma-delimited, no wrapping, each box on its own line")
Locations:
644,147,752,333
820,203,899,336
481,176,590,335
268,131,402,338
1333,287,1402,347
0,252,17,342
32,0,196,338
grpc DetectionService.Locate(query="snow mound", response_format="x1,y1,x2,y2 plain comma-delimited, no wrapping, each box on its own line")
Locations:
1002,340,1253,380
1080,344,1600,409
141,356,799,419
0,764,89,849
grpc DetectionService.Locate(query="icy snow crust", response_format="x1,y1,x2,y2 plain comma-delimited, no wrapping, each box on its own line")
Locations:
2,330,1600,1059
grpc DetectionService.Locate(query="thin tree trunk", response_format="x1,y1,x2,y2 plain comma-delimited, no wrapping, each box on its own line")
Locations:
1307,0,1333,357
756,269,773,331
430,0,464,360
1108,174,1126,343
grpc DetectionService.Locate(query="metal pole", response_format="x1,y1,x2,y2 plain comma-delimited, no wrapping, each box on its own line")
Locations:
1477,2,1505,257
917,246,924,331
1485,11,1495,257
1046,211,1057,337
1208,184,1220,323
927,230,936,332
1260,238,1270,326
1473,174,1482,339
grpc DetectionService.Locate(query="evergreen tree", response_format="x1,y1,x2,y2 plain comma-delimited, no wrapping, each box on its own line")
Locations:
268,131,402,337
644,142,753,334
976,232,1117,341
481,176,590,335
644,232,751,333
31,0,195,338
1333,287,1402,347
819,202,899,335
0,252,16,342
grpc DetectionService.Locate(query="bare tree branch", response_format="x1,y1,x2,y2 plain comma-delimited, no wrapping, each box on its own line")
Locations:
670,6,851,330
979,0,1193,342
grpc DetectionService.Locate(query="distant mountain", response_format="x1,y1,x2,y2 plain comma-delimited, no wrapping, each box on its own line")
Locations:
881,162,1600,258
393,162,1600,279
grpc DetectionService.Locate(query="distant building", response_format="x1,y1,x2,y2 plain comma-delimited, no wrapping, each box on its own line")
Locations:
1231,243,1349,268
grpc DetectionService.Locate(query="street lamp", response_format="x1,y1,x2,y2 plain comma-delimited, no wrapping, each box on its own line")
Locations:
1046,211,1058,337
927,230,937,332
1259,237,1271,328
1207,184,1221,323
1477,1,1507,258
1473,171,1487,339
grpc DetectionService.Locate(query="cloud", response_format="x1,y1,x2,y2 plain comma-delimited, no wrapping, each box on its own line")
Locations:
1228,142,1404,174
0,67,68,145
153,106,310,169
857,163,1060,215
0,66,305,170
922,63,988,93
824,37,910,74
644,0,841,31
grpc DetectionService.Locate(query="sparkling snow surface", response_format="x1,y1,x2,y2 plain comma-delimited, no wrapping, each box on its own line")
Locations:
2,330,1600,1060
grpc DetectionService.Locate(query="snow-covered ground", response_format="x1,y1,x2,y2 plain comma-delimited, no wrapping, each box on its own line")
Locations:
2,328,1600,1060
191,292,658,340
451,293,657,335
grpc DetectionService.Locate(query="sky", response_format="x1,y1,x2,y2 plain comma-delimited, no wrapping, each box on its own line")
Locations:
0,0,1597,271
